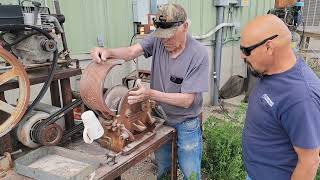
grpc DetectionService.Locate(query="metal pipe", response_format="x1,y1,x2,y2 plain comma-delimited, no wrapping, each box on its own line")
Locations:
213,6,225,105
193,23,234,40
53,0,71,60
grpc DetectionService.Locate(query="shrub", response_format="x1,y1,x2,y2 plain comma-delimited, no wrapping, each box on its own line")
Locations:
202,116,246,180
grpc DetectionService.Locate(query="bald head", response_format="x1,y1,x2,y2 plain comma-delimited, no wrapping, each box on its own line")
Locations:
240,14,297,76
241,14,292,48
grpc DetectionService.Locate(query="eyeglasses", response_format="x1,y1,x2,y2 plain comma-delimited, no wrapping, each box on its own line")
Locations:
240,35,278,56
152,17,184,29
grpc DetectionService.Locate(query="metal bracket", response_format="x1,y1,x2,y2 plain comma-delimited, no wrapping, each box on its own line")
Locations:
214,0,230,6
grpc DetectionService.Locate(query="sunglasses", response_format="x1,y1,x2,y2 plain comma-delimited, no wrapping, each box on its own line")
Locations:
240,35,278,56
153,18,184,29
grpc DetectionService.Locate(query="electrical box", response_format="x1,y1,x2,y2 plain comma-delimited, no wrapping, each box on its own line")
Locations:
234,0,250,7
132,0,150,24
214,0,230,6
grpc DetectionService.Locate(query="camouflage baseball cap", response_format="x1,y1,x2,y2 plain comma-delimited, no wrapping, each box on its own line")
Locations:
153,4,187,39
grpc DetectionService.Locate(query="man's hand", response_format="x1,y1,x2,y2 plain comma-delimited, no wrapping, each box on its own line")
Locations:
90,47,111,63
128,79,150,104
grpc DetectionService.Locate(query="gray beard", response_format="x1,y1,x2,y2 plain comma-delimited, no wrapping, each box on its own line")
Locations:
250,69,264,78
244,58,264,78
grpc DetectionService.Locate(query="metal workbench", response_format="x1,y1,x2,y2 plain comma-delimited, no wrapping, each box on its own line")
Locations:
0,67,82,154
4,125,177,180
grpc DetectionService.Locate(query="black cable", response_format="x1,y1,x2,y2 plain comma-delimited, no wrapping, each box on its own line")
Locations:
3,31,38,49
0,24,58,117
26,50,58,115
34,98,82,144
129,33,137,46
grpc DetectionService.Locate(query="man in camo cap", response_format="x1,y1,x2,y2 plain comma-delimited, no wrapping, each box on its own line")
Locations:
152,3,187,38
91,4,208,179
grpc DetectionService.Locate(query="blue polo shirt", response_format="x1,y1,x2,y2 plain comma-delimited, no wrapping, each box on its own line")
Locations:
243,58,320,180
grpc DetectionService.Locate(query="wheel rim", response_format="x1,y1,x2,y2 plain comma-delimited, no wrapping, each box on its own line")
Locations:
0,48,30,137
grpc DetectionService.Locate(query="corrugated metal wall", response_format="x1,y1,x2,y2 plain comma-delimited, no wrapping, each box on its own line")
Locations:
55,0,274,56
1,0,274,105
51,0,134,54
1,0,274,55
169,0,274,36
54,0,274,55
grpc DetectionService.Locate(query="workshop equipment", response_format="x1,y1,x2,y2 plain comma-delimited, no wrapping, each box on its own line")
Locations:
16,103,66,148
269,0,304,32
275,0,297,8
80,60,159,153
0,1,63,138
14,146,99,180
0,1,83,149
0,149,22,172
81,110,104,144
0,48,30,137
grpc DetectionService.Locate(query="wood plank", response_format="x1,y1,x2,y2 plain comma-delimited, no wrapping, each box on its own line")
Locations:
0,68,82,92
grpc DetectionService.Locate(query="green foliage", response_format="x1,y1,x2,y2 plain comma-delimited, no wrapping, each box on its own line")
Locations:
317,170,320,180
202,116,246,180
202,102,320,180
233,103,248,123
159,173,170,180
189,172,197,180
306,58,320,78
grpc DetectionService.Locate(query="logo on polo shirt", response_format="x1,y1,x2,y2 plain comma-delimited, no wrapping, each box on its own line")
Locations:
262,94,274,107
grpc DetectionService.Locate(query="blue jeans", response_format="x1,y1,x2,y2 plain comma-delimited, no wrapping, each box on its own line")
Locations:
246,175,252,180
155,117,202,180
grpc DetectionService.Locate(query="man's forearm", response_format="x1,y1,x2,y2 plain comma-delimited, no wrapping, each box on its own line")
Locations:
107,47,134,61
148,89,194,108
107,44,144,61
291,161,319,180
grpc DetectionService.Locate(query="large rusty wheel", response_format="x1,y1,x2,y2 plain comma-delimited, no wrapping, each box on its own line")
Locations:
0,48,30,137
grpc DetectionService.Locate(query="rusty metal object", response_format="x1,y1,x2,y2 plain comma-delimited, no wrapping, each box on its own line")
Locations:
98,89,156,152
0,149,20,172
275,0,297,8
117,90,155,133
80,60,124,117
39,123,63,146
0,48,30,137
104,85,129,113
0,152,12,172
80,61,157,153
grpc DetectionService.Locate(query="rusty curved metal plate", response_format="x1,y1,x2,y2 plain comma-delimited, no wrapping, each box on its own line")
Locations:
0,48,30,137
79,60,124,117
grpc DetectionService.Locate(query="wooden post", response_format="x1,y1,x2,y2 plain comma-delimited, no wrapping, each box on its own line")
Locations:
50,80,61,107
60,78,75,130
